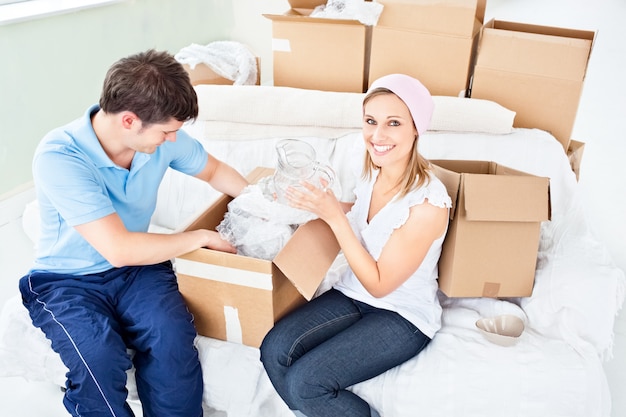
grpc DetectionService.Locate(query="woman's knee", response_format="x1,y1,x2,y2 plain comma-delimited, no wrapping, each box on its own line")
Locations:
284,363,334,406
259,325,290,372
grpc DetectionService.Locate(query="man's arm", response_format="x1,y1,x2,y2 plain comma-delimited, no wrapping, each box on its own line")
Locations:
194,154,249,198
75,154,249,267
74,154,249,267
74,213,235,268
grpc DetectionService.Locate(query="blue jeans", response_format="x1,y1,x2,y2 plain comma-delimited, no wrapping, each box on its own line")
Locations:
260,289,431,417
19,261,203,417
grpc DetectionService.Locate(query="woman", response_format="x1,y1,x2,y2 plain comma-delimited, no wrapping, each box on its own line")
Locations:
260,74,452,417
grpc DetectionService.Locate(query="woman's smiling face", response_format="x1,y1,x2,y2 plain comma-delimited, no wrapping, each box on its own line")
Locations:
362,92,418,168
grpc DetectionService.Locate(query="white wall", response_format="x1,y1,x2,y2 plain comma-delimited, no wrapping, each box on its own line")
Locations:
0,0,289,197
0,0,241,196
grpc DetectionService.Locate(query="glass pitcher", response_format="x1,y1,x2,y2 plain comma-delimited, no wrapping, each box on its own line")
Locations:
272,139,335,204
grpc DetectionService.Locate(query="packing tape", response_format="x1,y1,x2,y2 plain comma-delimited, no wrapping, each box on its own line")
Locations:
482,282,500,298
175,258,273,290
224,306,243,344
272,38,291,52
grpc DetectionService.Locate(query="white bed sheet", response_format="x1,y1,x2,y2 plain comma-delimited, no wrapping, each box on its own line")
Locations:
1,126,623,417
182,127,621,417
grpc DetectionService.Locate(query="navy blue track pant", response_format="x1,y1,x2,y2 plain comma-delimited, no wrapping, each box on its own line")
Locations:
19,261,203,417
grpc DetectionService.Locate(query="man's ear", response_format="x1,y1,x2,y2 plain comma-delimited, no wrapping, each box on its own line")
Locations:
120,112,139,130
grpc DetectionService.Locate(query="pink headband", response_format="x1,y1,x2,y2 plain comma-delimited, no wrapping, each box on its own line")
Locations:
367,74,434,136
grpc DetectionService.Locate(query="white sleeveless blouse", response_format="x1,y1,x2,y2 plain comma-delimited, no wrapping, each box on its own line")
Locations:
333,169,452,338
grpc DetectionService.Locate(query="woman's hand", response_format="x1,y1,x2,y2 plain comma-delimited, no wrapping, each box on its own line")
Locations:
285,180,345,227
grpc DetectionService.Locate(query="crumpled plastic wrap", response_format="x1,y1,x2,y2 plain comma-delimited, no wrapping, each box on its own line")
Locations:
311,0,384,26
217,177,318,260
174,40,258,86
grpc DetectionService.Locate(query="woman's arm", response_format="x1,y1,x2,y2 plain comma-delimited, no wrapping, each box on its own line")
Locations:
286,182,448,298
368,202,448,296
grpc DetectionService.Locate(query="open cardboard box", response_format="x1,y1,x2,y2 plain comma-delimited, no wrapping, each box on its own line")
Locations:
264,0,371,93
470,19,596,151
369,0,485,96
431,160,551,298
175,167,340,348
183,57,261,86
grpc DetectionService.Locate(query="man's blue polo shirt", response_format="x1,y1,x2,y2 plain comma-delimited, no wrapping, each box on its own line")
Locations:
31,105,208,275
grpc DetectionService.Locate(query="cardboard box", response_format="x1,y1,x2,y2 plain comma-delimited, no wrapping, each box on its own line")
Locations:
183,57,261,86
470,20,595,152
431,160,551,298
368,0,484,96
567,139,585,181
264,0,371,93
376,0,486,37
368,26,480,97
175,167,340,348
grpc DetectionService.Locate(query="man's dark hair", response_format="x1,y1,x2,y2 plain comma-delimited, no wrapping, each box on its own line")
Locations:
99,49,198,125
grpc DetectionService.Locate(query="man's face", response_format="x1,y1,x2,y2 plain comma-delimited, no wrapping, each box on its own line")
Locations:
130,118,184,154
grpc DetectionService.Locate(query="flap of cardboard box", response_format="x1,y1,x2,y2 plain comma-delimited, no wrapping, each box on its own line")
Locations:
431,163,461,220
265,0,366,24
478,19,595,81
432,159,492,175
462,174,550,222
377,0,485,37
284,0,373,13
273,218,340,300
264,12,364,25
431,160,550,222
431,160,497,220
287,0,326,11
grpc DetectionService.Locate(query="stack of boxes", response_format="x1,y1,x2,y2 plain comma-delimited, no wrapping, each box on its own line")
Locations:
265,0,485,96
265,2,594,153
265,0,594,176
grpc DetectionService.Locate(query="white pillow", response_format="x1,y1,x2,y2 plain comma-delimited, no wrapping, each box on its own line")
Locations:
430,96,516,134
194,85,364,129
192,85,516,141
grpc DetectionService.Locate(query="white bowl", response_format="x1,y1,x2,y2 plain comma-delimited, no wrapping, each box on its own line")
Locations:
475,315,525,347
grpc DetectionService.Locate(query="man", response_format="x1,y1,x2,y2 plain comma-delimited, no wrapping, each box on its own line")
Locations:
19,49,249,416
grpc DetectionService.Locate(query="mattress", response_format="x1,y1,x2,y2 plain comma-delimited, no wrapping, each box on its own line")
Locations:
1,85,623,417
